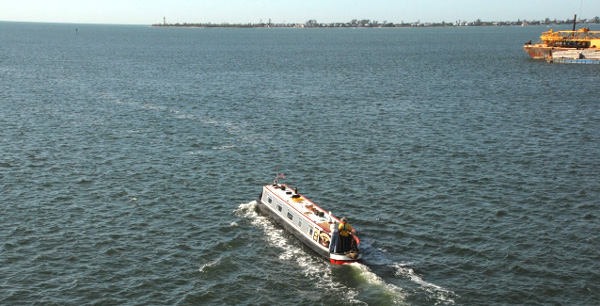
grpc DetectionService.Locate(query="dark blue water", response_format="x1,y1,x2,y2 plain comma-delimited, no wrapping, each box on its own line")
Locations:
1,22,599,305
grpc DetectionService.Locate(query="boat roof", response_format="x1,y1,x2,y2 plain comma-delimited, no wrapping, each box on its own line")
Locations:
541,28,600,41
263,183,342,233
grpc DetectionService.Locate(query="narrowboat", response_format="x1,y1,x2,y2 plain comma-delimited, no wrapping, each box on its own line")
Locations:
257,181,362,264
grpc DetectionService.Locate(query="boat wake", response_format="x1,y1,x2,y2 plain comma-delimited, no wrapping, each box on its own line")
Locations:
392,262,457,305
198,257,222,273
235,201,363,303
237,201,455,305
347,262,406,304
235,201,407,305
107,97,264,154
348,237,457,305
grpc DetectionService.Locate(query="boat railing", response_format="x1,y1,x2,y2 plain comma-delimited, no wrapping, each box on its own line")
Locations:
541,29,600,45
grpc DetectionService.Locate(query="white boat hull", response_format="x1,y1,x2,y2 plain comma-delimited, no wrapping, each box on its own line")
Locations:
258,183,362,264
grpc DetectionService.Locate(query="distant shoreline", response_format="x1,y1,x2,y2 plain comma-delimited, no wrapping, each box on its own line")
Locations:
152,17,600,29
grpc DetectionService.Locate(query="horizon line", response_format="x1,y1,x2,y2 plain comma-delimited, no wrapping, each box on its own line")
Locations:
2,15,599,27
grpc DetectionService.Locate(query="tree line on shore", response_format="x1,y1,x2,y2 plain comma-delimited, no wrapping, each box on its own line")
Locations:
152,17,600,28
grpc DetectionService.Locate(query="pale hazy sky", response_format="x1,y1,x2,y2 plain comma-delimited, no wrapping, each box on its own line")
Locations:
0,0,597,25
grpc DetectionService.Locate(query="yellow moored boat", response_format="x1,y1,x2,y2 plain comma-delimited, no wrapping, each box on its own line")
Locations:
524,15,600,63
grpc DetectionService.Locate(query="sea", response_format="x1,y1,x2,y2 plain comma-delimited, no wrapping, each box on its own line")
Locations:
1,21,599,306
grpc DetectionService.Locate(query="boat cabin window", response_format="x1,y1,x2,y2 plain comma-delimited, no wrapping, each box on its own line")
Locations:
298,218,302,228
309,228,313,237
277,204,282,212
287,212,294,220
267,197,272,204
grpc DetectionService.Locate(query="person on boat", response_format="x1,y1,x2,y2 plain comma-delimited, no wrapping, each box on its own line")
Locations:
339,217,353,252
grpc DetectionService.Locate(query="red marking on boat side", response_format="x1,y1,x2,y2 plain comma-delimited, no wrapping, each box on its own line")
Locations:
330,258,362,265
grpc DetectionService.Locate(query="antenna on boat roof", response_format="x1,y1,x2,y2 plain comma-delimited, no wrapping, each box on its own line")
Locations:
572,14,577,32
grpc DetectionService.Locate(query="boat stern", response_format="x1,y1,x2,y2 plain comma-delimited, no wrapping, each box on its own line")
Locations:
329,252,362,264
328,232,363,264
523,44,552,60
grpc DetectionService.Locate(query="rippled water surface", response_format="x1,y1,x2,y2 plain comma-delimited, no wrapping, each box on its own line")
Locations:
1,22,599,305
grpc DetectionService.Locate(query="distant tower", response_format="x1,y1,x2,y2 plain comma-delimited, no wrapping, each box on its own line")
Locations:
163,17,166,26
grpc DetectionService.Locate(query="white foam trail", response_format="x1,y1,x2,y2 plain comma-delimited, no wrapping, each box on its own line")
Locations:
211,145,236,150
234,201,261,219
176,113,196,120
392,263,457,305
349,263,406,304
141,103,164,111
198,257,221,273
108,97,266,153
